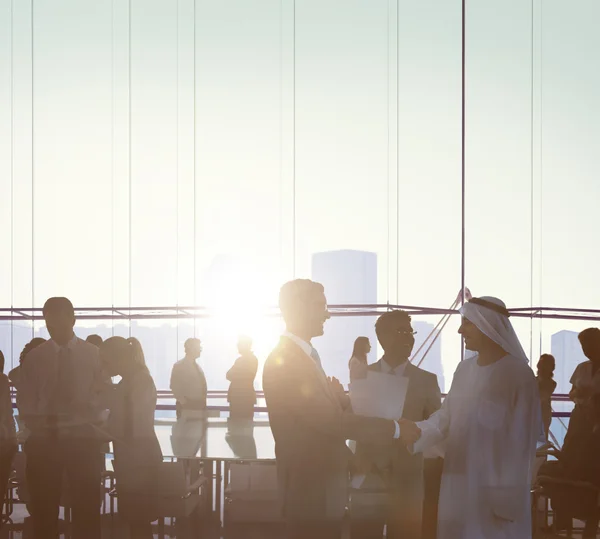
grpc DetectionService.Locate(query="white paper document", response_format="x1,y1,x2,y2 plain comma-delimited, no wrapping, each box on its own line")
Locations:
349,371,409,421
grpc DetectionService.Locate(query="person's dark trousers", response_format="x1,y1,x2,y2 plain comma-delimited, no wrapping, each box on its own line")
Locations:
0,440,17,525
25,433,102,539
286,520,343,539
422,457,444,539
349,518,384,539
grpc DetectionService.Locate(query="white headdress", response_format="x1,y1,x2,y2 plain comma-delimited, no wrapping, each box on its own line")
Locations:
459,296,528,362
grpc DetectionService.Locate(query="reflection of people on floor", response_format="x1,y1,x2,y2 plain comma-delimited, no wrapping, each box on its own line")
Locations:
170,338,207,419
170,418,206,459
227,336,258,420
0,349,17,522
348,337,371,383
101,336,163,539
226,419,257,460
18,297,104,539
536,354,557,439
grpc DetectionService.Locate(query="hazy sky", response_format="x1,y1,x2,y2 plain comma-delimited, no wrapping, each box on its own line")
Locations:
1,0,599,375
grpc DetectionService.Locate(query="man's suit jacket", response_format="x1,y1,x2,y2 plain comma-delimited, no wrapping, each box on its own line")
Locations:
262,336,396,523
354,360,442,531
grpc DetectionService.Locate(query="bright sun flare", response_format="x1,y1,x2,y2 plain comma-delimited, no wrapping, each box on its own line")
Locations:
204,261,283,358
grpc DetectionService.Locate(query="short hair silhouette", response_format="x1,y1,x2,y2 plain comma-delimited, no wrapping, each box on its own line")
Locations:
578,327,600,348
375,310,412,342
86,334,103,347
0,350,4,374
238,335,253,349
184,338,201,352
43,297,74,317
279,279,324,319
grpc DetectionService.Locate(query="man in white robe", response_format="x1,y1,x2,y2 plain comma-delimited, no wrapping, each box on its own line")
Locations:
400,296,542,539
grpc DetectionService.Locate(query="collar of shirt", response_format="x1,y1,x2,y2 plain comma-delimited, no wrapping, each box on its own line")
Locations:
49,334,78,352
381,358,407,376
282,331,314,360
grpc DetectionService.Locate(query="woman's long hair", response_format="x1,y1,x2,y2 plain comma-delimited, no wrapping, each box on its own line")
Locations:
102,336,148,373
348,336,370,367
537,353,555,378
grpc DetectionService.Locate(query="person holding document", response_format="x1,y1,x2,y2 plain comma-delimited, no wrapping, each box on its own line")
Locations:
400,296,542,539
263,279,403,539
351,310,441,539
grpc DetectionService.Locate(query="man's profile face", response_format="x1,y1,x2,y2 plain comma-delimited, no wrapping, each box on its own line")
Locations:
304,290,330,339
187,341,202,359
458,318,485,351
44,310,75,344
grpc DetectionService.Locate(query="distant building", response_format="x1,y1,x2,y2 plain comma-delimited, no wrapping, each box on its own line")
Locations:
311,250,378,386
411,320,445,393
551,330,586,393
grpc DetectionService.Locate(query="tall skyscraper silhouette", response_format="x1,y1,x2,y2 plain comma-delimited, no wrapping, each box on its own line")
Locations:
311,250,377,385
551,330,586,393
411,320,445,392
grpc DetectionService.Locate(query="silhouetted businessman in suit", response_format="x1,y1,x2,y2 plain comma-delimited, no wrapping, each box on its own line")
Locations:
263,279,403,539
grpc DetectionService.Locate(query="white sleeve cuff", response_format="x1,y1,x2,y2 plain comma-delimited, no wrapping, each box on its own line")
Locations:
393,420,400,439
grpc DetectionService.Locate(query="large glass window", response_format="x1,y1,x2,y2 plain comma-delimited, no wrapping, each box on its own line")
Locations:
1,0,598,392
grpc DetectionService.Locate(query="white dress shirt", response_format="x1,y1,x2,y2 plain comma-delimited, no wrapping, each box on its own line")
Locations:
380,358,407,377
282,332,400,439
17,335,104,433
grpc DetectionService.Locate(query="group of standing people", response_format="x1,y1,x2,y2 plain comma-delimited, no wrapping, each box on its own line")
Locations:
1,297,161,539
263,280,543,539
169,335,259,421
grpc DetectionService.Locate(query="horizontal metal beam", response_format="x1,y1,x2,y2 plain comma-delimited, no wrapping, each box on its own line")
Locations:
1,304,600,321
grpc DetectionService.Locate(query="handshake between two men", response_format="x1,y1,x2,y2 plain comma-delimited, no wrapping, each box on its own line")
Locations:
398,418,422,446
328,375,424,447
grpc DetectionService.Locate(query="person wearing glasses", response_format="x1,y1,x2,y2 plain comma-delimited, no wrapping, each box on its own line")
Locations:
351,310,442,539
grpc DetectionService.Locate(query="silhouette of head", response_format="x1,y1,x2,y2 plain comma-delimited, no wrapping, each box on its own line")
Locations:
184,338,202,360
578,328,600,363
237,335,253,355
352,337,371,359
19,338,46,364
537,354,555,378
86,334,103,347
279,279,330,341
43,297,75,346
100,336,146,378
375,310,415,361
0,350,4,374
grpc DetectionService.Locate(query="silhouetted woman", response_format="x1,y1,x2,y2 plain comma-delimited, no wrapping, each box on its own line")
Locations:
348,337,371,383
100,337,162,539
226,336,258,420
536,354,557,439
